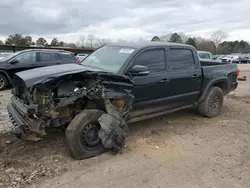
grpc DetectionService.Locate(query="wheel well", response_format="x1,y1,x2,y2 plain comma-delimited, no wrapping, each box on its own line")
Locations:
212,82,228,94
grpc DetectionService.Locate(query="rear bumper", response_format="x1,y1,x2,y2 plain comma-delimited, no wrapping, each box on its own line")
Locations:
231,82,238,91
7,96,44,138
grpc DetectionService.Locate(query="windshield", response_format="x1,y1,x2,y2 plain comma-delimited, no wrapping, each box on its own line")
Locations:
81,45,135,73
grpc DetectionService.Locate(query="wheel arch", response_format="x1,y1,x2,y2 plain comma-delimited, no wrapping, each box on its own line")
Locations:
0,70,12,85
198,77,228,102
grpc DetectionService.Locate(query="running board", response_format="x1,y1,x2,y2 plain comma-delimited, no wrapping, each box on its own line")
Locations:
127,105,194,124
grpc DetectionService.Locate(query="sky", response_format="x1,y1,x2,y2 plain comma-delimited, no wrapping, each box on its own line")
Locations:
0,0,250,43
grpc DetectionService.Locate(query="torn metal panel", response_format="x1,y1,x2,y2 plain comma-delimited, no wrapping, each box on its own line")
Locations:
9,65,134,152
97,100,130,152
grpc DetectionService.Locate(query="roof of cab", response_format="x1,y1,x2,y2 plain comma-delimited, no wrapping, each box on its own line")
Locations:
107,41,191,49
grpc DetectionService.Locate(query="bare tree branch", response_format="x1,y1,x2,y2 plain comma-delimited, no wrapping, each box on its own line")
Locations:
210,30,228,48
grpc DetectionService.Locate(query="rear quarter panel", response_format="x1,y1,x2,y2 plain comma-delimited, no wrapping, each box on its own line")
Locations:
201,63,237,98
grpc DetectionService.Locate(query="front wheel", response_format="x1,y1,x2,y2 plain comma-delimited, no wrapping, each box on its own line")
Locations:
65,110,107,160
198,86,224,118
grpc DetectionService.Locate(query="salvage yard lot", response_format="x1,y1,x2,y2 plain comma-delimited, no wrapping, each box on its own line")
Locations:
0,65,250,188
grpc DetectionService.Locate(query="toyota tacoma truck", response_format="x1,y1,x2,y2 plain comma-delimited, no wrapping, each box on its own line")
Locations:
7,42,239,160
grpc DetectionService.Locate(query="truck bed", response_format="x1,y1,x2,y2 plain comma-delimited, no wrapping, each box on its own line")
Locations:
200,59,229,66
201,59,238,95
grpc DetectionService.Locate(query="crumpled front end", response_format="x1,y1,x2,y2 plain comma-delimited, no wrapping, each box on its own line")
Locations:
8,70,134,151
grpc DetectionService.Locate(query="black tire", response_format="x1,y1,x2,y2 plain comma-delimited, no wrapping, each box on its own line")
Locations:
198,86,224,118
0,73,8,91
65,109,107,160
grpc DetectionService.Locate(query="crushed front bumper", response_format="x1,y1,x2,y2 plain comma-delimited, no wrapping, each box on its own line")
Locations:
7,96,45,139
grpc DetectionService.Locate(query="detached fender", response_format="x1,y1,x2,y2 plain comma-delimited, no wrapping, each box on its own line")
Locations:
198,77,228,102
0,70,12,84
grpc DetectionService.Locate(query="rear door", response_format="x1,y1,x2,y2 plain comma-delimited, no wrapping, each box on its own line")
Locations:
127,47,169,118
164,48,202,108
7,51,38,78
38,52,62,67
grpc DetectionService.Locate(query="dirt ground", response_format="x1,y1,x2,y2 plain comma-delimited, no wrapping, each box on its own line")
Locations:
0,65,250,188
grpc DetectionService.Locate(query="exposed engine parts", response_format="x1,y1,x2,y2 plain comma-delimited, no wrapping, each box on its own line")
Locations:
9,70,134,153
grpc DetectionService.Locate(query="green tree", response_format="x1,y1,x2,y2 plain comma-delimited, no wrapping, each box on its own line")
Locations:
217,40,250,54
0,40,3,45
169,33,182,43
65,43,77,48
24,36,32,45
50,38,60,46
185,38,197,48
58,41,65,47
151,36,160,42
36,37,47,46
5,34,23,45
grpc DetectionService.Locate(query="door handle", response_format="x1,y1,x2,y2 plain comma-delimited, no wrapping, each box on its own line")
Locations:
56,62,62,64
192,74,198,78
160,78,170,83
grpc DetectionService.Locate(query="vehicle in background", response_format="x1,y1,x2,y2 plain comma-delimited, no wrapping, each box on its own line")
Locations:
198,51,213,60
8,42,238,159
76,53,89,63
221,55,239,63
0,49,77,90
198,51,222,63
0,52,14,60
232,56,250,64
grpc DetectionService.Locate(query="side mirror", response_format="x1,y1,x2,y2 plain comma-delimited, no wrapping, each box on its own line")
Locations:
9,59,19,64
129,65,149,76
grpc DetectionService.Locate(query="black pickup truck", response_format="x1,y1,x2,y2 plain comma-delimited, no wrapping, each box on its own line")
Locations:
7,42,239,159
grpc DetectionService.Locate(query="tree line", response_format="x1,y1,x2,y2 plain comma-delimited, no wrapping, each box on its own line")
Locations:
151,30,250,54
1,30,250,54
0,34,111,49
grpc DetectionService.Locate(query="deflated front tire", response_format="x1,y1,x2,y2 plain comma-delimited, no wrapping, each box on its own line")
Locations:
65,110,107,160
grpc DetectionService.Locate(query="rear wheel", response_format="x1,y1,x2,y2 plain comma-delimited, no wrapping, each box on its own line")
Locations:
65,110,106,160
0,74,8,91
198,86,224,118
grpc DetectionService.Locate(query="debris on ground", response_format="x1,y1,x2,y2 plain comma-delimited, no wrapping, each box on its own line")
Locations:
238,76,247,81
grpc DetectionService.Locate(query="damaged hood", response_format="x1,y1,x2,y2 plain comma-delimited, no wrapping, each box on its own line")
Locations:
14,64,105,87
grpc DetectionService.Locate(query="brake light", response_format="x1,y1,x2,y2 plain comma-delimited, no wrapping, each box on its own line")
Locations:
236,66,240,79
76,58,80,64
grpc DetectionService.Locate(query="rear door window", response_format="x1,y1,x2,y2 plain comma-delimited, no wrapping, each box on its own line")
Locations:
40,52,56,61
168,49,195,71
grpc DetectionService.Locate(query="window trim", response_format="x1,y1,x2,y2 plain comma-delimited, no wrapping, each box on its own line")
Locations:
126,47,167,75
167,48,196,72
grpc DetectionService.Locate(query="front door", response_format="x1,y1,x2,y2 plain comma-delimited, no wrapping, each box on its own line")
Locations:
127,48,169,118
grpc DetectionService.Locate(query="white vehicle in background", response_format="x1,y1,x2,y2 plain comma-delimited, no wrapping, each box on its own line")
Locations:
198,51,213,60
76,53,89,61
0,52,14,60
197,51,222,62
221,55,239,63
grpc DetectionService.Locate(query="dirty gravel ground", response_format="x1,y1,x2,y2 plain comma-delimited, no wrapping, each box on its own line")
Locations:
0,65,250,188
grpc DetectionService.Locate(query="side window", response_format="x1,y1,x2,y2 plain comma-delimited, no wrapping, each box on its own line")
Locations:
133,49,165,73
14,52,37,64
168,49,195,70
55,53,62,61
40,52,56,61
